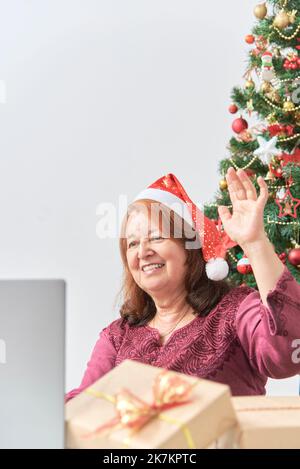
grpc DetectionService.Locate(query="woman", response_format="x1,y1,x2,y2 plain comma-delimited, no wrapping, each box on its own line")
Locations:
66,168,300,401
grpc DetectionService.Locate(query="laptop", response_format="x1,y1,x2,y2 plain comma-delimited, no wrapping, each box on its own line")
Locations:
0,280,65,449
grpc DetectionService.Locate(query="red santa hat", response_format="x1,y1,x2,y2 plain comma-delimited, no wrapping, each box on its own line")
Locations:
133,173,237,281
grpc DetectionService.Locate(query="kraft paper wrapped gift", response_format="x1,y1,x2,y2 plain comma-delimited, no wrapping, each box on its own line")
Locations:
230,396,300,449
65,359,237,449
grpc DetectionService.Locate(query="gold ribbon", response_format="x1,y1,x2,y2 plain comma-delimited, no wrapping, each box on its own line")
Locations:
238,405,300,412
82,370,198,448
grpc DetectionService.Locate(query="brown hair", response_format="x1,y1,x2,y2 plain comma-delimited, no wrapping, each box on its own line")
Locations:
116,199,235,326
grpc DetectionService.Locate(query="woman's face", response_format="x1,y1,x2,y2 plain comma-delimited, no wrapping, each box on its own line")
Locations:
125,208,188,297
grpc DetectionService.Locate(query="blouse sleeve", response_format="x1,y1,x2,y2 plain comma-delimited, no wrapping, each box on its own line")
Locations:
65,327,117,402
236,265,300,379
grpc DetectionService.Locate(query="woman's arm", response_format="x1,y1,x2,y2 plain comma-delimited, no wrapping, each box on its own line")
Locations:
236,265,300,379
241,235,285,307
218,167,300,379
65,328,117,402
218,166,284,306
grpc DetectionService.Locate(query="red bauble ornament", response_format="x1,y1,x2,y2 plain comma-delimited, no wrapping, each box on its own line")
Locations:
232,117,248,134
229,104,238,114
237,264,252,275
237,257,253,275
288,248,300,266
245,35,255,44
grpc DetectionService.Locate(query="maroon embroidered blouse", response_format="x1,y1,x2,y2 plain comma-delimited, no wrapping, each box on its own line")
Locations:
66,266,300,401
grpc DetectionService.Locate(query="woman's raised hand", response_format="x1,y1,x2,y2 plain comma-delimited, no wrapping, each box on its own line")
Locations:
217,167,269,248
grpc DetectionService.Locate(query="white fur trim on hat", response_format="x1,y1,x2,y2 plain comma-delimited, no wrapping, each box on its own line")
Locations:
205,257,229,281
133,187,195,230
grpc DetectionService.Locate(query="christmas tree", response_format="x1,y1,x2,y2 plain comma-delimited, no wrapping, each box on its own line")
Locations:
204,0,300,288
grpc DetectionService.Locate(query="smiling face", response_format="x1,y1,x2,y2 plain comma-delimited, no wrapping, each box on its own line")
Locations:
125,205,188,298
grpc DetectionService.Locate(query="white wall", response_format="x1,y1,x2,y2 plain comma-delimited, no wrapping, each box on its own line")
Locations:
0,0,298,395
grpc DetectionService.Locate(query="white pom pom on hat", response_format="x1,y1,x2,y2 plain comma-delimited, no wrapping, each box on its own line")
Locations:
133,173,237,281
205,257,230,282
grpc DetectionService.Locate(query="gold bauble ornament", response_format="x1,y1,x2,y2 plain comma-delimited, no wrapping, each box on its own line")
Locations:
283,100,295,111
273,11,290,29
219,179,228,191
244,79,255,90
273,47,281,58
254,3,267,20
261,81,272,93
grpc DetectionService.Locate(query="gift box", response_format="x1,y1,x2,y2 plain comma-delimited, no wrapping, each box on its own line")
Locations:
65,359,237,449
230,396,300,449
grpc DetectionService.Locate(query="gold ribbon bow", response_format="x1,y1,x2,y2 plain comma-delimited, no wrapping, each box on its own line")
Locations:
83,369,198,448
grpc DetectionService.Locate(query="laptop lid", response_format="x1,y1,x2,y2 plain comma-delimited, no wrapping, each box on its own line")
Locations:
0,280,65,448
